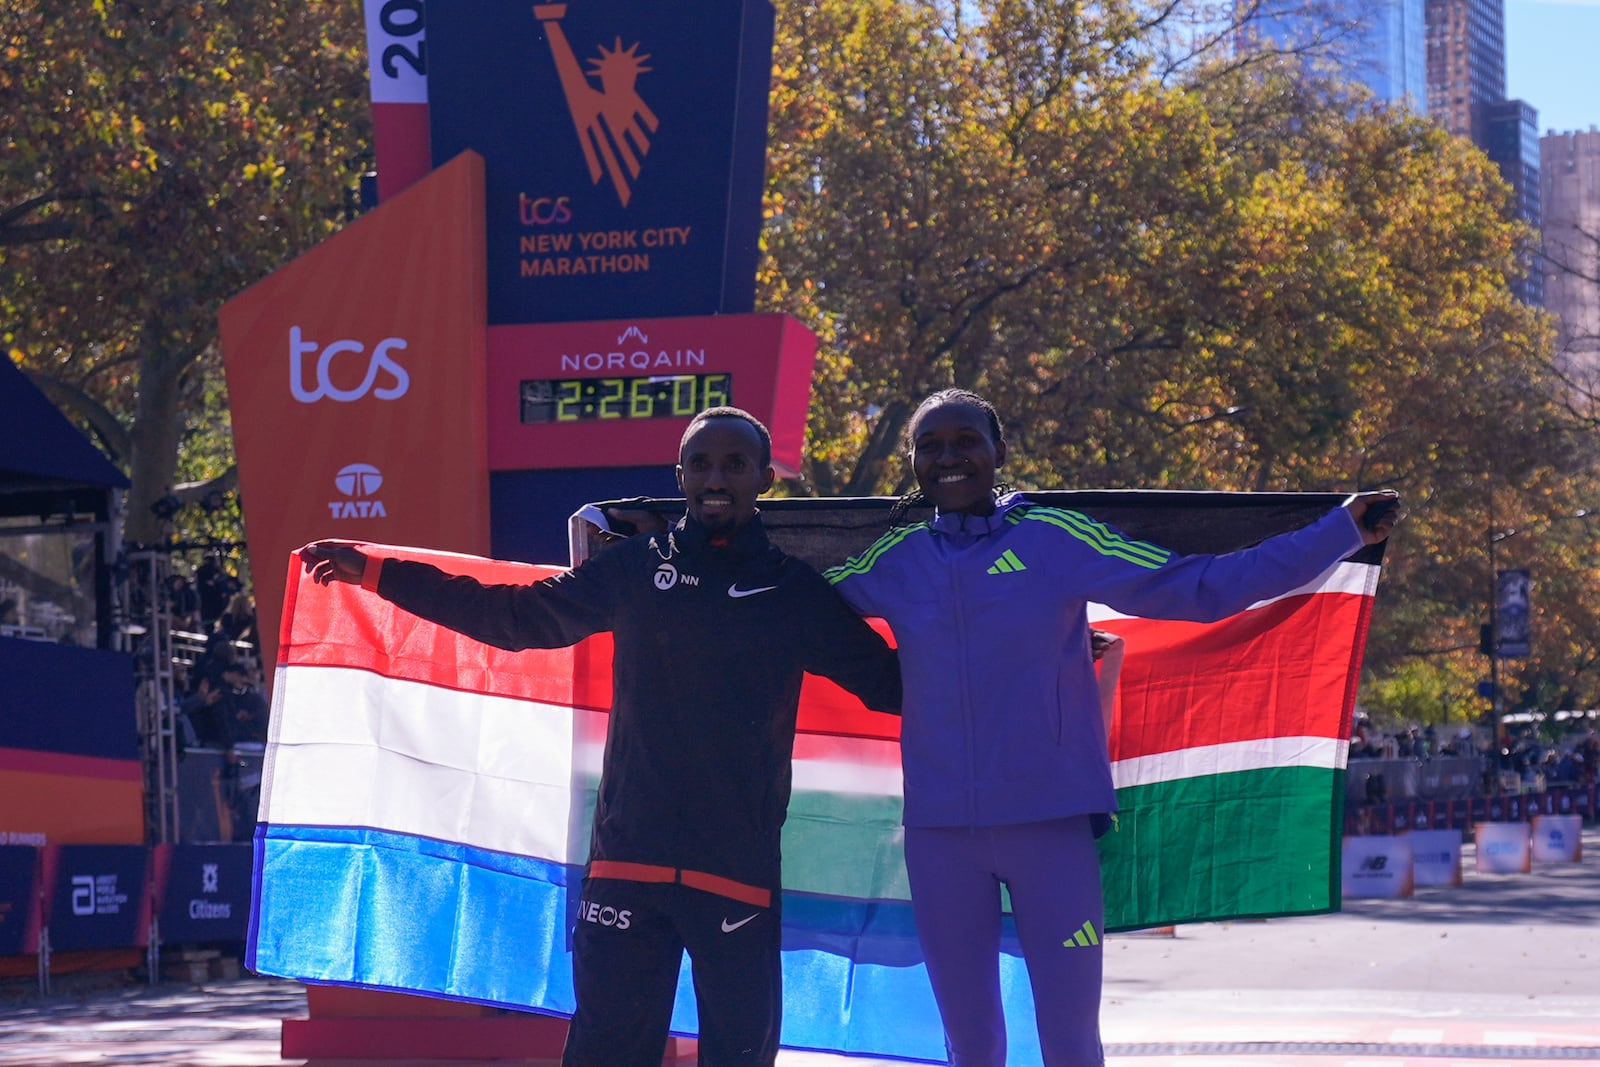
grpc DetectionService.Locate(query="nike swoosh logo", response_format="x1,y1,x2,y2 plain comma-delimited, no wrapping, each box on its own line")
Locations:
721,914,759,933
727,583,778,599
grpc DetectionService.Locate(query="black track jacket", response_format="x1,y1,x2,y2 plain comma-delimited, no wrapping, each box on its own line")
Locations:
371,514,901,899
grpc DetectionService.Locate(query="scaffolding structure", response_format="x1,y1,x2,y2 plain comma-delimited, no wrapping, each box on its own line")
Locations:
115,549,180,845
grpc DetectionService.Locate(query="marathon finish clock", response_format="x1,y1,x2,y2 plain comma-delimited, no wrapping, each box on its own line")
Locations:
519,372,733,424
486,313,817,476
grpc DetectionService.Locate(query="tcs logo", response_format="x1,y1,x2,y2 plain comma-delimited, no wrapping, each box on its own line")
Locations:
290,326,411,403
519,193,573,226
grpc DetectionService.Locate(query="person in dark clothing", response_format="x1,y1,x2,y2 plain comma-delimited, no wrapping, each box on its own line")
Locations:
298,407,901,1067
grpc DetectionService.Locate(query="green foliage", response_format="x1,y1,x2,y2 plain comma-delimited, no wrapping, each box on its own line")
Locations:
6,0,1598,715
1,0,369,546
765,0,1599,710
1361,660,1477,732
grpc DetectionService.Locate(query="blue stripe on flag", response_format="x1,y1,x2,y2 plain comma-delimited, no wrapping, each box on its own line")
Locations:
250,823,1045,1062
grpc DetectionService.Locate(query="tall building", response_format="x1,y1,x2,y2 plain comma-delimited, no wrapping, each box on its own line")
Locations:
1244,0,1429,112
1542,130,1600,387
1481,99,1543,305
1423,0,1542,305
1424,0,1505,142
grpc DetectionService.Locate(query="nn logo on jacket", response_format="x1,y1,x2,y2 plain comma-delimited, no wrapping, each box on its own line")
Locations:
987,550,1028,575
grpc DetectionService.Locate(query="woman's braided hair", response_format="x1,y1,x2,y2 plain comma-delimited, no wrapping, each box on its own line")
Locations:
888,389,1012,525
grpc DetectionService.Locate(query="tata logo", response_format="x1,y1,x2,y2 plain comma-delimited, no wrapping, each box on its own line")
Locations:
290,326,411,403
533,4,657,207
329,463,388,520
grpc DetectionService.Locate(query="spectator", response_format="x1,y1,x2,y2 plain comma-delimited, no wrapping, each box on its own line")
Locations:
218,661,269,745
195,552,241,628
217,591,259,657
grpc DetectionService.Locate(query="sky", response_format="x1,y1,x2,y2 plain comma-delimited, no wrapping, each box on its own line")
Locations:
1505,0,1600,136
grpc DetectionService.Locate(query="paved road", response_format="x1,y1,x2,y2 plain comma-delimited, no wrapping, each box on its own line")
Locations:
3,828,1598,1066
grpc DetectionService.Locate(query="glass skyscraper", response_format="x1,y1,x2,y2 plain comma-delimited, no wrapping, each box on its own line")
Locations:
1244,0,1429,113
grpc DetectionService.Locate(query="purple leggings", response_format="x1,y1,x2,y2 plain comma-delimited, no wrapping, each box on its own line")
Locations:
904,815,1105,1067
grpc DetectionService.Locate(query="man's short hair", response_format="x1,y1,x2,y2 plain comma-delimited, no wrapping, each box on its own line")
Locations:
680,406,773,469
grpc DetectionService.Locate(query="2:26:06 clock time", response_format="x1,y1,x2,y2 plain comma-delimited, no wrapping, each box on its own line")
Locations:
520,373,733,423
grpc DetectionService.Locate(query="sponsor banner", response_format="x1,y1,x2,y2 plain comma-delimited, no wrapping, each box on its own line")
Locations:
219,152,492,678
45,844,150,952
1474,820,1531,874
1404,828,1463,886
154,844,252,943
1341,835,1414,898
363,0,432,202
1530,814,1583,864
0,847,41,956
0,640,143,845
426,0,775,324
1494,568,1531,657
485,314,816,475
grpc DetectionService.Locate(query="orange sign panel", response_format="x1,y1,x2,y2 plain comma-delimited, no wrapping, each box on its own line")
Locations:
219,152,492,676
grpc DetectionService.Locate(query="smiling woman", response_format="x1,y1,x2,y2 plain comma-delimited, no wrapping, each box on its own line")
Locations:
824,386,1398,1067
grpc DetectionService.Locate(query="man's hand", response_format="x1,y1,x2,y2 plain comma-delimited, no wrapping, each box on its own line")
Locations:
298,541,370,586
1345,491,1401,546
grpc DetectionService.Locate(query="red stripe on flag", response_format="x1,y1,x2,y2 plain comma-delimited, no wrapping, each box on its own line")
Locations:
280,550,599,707
1108,590,1372,760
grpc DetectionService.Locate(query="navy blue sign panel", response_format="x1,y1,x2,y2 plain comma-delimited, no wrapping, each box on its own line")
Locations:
159,844,252,943
48,845,149,952
0,847,40,955
426,0,774,325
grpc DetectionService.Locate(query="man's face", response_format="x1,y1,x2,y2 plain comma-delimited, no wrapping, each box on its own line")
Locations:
676,417,774,534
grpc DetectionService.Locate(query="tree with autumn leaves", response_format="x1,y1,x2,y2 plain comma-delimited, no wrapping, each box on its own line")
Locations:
1,0,369,547
6,0,1598,721
762,0,1591,722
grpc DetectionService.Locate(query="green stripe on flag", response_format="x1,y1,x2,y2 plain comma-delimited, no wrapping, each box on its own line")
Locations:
1099,764,1345,932
782,788,911,900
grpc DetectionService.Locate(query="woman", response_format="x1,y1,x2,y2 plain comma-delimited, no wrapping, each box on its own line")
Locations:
824,388,1397,1066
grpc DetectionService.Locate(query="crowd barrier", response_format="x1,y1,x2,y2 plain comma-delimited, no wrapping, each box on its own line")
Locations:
0,842,251,992
1343,781,1598,836
1343,812,1586,899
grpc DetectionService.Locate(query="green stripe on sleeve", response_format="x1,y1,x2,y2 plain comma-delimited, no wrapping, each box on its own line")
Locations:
1020,507,1171,569
823,524,928,584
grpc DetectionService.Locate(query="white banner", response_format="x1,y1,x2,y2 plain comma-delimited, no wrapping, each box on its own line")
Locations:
1341,836,1413,898
1404,829,1463,886
1531,814,1583,863
1474,821,1531,874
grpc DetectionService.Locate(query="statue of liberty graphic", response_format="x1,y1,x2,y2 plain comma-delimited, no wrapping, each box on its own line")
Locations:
533,4,659,207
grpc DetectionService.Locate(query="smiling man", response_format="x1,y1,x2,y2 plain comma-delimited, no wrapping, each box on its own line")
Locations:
297,407,900,1067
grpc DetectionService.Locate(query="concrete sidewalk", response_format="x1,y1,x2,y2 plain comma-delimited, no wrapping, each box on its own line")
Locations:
3,828,1598,1065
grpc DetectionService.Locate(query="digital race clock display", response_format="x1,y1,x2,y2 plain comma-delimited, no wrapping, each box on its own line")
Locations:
520,373,733,423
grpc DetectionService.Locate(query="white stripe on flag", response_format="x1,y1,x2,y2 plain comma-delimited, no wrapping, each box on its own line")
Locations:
1111,735,1350,789
1089,560,1378,622
263,663,596,863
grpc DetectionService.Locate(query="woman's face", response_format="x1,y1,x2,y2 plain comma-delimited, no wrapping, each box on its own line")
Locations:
910,400,1006,515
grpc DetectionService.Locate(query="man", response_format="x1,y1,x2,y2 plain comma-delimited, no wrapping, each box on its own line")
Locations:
299,407,900,1067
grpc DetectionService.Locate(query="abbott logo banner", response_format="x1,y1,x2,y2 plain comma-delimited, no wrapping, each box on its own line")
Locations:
290,326,411,403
